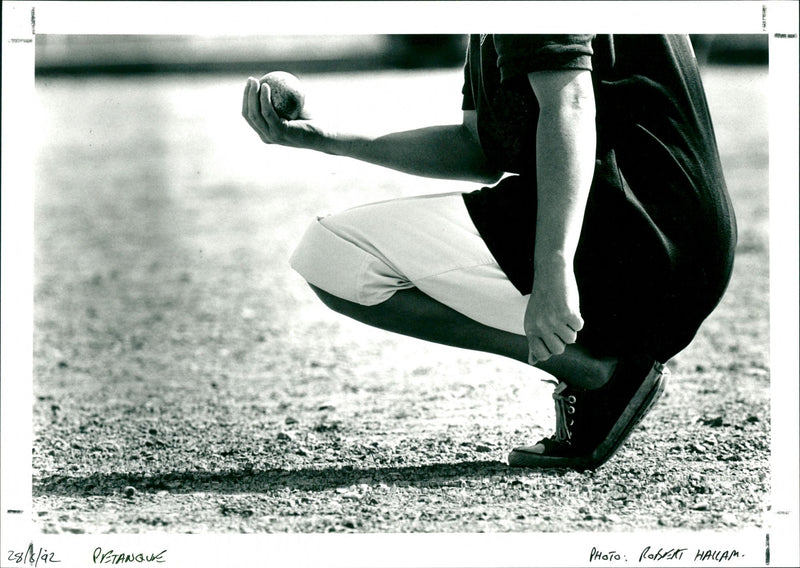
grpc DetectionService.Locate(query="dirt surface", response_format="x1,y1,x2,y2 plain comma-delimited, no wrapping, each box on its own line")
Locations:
31,66,770,535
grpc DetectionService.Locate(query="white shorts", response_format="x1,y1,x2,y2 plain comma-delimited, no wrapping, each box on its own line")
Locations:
289,192,529,335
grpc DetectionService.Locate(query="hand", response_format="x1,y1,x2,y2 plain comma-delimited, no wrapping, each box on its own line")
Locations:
524,264,584,364
241,77,319,149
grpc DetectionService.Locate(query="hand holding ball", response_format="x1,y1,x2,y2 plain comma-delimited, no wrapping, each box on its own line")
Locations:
259,71,306,120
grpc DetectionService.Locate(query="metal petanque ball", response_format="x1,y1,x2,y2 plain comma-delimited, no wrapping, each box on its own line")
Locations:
259,71,306,120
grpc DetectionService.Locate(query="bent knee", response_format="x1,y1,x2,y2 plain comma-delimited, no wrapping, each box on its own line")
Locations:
289,217,412,306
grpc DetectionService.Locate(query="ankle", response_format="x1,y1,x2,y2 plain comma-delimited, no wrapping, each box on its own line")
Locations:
571,355,617,389
536,344,618,390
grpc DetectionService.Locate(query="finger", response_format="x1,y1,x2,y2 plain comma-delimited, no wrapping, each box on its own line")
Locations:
258,80,271,116
260,83,284,130
541,333,567,356
555,324,578,345
249,78,266,126
241,77,253,119
248,79,274,143
528,337,552,364
566,313,584,332
243,79,264,135
246,78,261,122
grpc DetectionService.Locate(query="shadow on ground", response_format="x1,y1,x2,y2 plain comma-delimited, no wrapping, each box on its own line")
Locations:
34,460,578,496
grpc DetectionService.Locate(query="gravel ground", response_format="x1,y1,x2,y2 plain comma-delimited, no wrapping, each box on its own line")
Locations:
30,65,770,537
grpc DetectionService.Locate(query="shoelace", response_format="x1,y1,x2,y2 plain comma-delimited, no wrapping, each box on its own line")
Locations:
544,379,577,445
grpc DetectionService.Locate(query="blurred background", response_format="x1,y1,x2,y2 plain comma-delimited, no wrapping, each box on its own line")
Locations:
35,34,470,75
36,33,766,76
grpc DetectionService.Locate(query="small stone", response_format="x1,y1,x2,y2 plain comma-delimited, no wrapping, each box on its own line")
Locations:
285,416,298,425
124,486,136,498
475,444,492,452
62,526,85,534
746,415,760,423
699,415,724,427
603,513,622,523
335,487,361,499
691,501,710,511
277,432,294,442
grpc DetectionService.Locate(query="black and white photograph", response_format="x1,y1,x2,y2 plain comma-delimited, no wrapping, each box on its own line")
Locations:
2,2,798,567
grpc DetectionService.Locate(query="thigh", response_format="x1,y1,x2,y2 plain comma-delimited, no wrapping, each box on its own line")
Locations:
319,192,495,282
319,192,529,335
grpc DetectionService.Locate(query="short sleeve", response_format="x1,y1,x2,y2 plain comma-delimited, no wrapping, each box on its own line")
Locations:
461,37,477,111
462,60,476,111
494,34,594,82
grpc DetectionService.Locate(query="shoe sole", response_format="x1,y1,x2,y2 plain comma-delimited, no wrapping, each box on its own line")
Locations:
508,361,668,471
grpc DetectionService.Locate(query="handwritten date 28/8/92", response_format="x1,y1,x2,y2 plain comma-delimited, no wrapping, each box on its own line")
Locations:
7,543,60,567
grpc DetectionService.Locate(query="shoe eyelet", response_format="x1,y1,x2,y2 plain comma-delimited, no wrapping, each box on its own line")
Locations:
567,405,575,414
567,396,577,404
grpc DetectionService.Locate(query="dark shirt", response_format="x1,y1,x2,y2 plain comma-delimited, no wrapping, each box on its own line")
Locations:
459,34,737,360
462,34,594,174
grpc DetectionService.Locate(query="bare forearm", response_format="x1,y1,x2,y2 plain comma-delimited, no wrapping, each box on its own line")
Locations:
534,104,596,270
527,69,596,272
324,123,503,184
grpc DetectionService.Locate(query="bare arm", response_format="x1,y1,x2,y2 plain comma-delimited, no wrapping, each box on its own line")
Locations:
242,77,502,184
524,69,597,363
329,111,502,183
